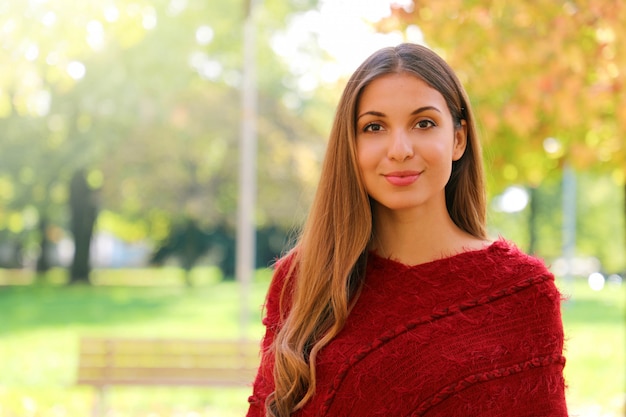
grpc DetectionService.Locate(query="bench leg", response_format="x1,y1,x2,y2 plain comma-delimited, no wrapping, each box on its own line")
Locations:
92,386,108,417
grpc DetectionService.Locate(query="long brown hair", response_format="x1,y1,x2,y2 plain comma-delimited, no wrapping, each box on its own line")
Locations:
266,43,486,417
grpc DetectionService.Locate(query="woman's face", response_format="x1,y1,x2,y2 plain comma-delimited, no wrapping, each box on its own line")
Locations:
355,72,466,215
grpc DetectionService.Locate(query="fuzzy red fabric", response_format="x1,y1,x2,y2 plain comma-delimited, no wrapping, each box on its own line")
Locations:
247,239,568,416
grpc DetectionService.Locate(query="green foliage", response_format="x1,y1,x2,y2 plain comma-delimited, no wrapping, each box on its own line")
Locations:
489,171,625,273
0,0,326,259
2,0,622,276
576,174,625,273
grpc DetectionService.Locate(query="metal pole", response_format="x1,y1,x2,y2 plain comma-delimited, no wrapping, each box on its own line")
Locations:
236,0,258,340
562,163,576,295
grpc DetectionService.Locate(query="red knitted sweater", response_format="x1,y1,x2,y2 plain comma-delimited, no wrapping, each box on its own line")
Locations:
247,240,568,416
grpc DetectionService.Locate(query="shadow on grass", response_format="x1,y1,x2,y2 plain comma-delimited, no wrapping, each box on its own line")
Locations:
0,266,272,338
0,284,193,335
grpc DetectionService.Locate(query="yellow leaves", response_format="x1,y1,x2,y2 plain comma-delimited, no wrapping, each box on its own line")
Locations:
0,176,15,201
265,131,290,167
169,106,190,128
86,170,104,189
375,0,626,182
0,91,12,118
512,9,532,28
479,109,500,140
418,7,434,22
585,122,623,163
147,209,171,243
293,143,320,188
76,113,92,133
618,102,626,135
502,102,537,138
502,164,519,182
49,182,67,204
544,137,566,160
595,25,616,44
501,43,525,63
7,212,24,233
374,4,416,33
570,141,598,169
612,168,625,186
106,3,154,49
526,166,546,187
98,209,150,242
553,76,585,130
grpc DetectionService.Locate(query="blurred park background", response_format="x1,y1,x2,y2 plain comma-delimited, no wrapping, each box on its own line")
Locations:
0,0,624,416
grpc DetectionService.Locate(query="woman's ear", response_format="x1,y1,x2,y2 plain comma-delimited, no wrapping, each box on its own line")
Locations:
452,120,467,161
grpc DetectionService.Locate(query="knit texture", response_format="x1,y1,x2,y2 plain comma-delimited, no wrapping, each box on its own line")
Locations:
247,239,568,416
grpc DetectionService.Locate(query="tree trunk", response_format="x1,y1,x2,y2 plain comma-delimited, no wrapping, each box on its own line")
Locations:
36,215,51,275
68,169,97,284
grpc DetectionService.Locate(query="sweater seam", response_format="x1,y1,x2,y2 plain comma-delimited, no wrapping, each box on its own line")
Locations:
410,353,567,416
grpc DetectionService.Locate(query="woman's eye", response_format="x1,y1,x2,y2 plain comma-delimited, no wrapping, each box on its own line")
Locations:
415,120,436,129
363,123,384,132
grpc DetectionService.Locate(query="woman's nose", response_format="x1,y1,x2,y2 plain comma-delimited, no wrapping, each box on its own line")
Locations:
387,130,414,161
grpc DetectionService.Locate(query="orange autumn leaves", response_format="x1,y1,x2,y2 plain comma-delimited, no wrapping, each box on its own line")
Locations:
376,0,625,188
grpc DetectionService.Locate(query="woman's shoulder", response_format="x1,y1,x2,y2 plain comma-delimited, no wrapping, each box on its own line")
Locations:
473,239,562,308
484,238,554,278
433,238,557,297
270,249,299,292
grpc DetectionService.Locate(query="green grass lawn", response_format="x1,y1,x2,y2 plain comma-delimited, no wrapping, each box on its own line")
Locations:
0,267,624,416
560,278,625,416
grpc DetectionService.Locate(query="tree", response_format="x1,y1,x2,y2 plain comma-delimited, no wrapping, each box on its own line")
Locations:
68,169,97,283
0,0,325,282
374,0,625,265
378,1,624,184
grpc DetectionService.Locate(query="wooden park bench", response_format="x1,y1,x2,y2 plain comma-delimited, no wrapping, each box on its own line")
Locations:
76,337,260,417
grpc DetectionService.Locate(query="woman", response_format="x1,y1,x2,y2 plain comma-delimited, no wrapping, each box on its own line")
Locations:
247,43,568,417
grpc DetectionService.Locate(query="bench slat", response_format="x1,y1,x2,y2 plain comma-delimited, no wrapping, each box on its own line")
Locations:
77,338,260,387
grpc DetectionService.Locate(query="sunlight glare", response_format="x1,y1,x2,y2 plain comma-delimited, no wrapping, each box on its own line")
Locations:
41,11,56,27
493,186,529,213
27,90,51,117
189,52,222,80
66,61,86,80
142,7,157,30
86,20,105,51
543,137,564,158
167,0,188,16
103,5,120,22
588,272,605,291
24,43,39,61
195,25,214,46
46,51,60,66
272,0,422,89
2,18,17,35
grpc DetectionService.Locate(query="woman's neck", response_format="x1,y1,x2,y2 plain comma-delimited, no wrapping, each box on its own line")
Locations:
370,204,487,266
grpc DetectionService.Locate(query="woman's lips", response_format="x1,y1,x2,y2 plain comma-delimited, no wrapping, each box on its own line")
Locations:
383,171,421,186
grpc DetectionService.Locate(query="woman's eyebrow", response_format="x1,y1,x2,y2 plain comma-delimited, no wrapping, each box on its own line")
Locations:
411,106,441,115
356,110,385,121
357,106,442,121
